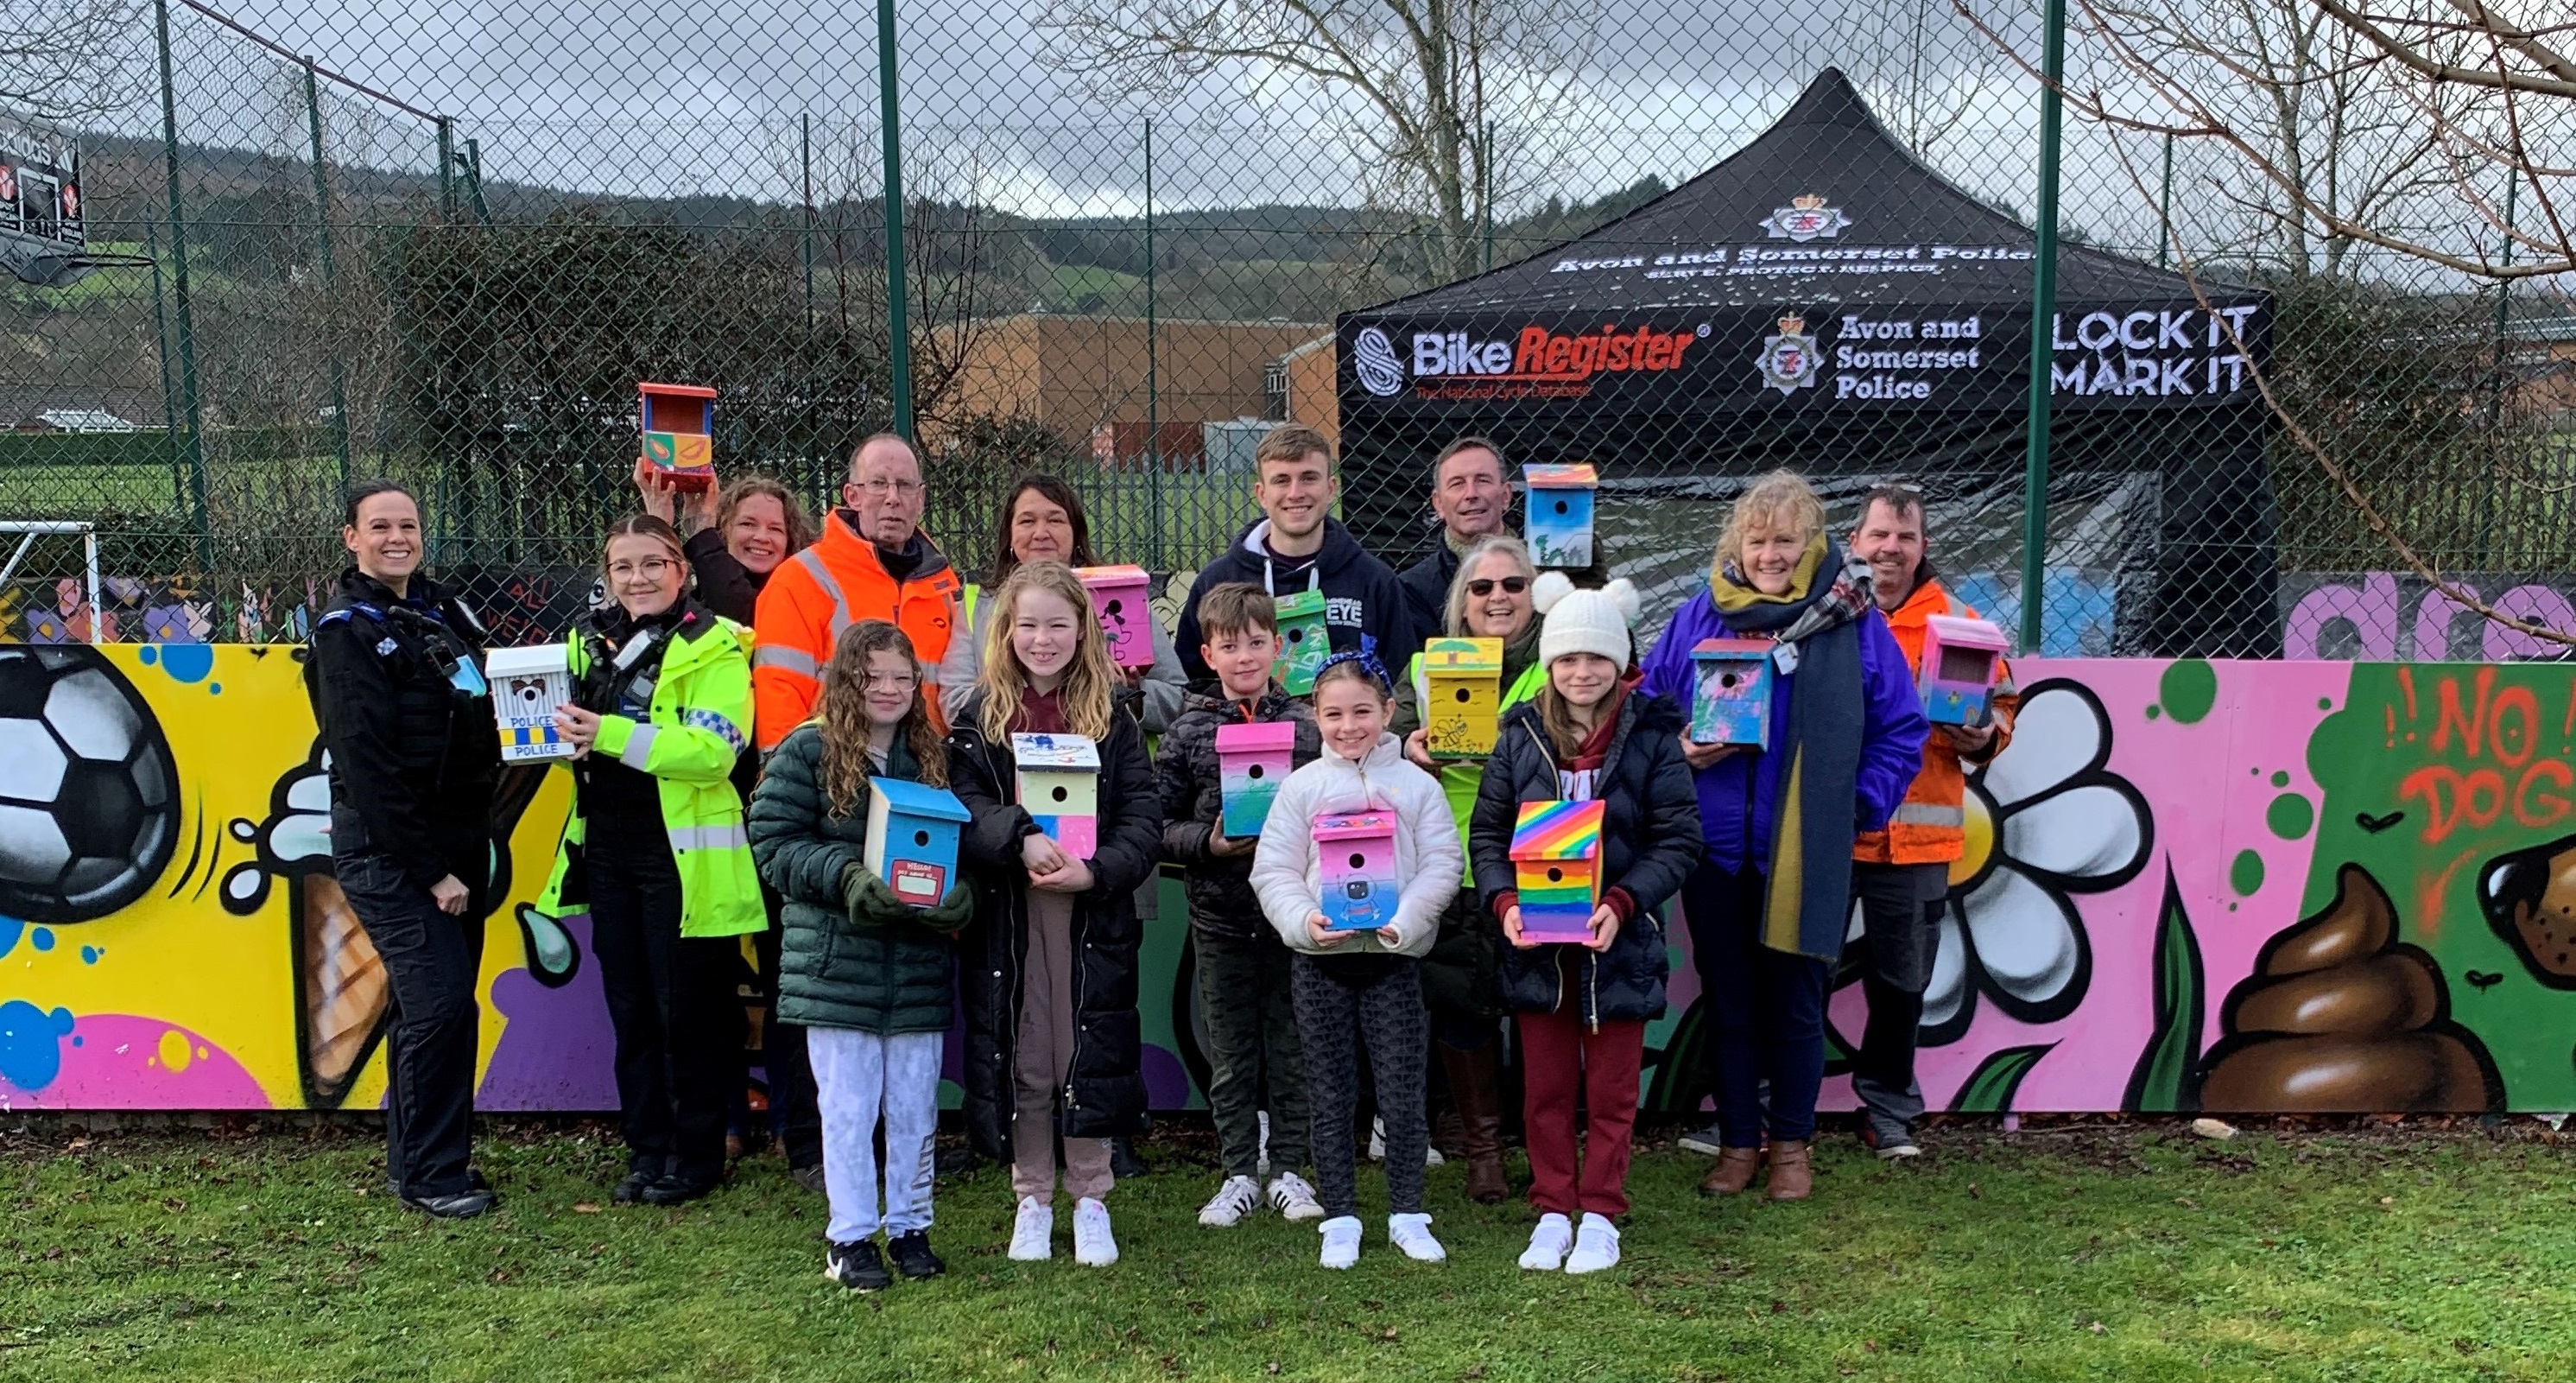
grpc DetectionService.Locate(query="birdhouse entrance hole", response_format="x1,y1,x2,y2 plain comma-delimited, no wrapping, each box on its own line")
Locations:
1347,852,1366,869
1546,866,1563,883
913,829,930,847
1051,785,1068,803
1453,687,1471,703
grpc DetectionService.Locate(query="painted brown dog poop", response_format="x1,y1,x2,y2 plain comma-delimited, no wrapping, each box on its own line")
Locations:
2193,864,2500,1113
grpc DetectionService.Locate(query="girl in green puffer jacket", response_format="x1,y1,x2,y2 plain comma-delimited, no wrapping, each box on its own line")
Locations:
749,620,973,1293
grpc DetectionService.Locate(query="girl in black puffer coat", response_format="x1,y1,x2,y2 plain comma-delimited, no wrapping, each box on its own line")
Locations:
1470,574,1701,1277
749,620,972,1291
947,561,1161,1269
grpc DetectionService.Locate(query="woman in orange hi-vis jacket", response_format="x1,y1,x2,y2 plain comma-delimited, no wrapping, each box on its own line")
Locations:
752,435,964,750
1845,485,2019,1162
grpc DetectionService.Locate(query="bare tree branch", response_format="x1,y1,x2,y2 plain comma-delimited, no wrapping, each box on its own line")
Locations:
1,0,147,121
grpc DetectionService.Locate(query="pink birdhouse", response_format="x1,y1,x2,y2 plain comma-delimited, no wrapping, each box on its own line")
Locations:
1214,720,1297,839
1078,564,1155,669
1918,614,2010,726
1313,811,1398,932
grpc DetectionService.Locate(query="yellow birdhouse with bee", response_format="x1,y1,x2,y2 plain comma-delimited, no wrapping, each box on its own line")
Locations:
1411,637,1503,759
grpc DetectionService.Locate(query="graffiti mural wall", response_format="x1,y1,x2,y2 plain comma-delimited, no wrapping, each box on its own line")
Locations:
5,645,2575,1114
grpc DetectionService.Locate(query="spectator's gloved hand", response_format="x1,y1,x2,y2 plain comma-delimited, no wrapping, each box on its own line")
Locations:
839,862,911,925
916,879,977,935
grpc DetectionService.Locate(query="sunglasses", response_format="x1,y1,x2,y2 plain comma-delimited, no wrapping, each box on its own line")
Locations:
1465,576,1530,597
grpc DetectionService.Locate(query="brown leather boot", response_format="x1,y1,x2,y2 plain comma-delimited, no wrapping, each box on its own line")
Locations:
1699,1146,1761,1196
1765,1139,1813,1201
1438,1041,1510,1204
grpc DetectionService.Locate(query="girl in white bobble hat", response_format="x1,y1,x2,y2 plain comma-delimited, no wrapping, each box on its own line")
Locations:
1467,571,1703,1274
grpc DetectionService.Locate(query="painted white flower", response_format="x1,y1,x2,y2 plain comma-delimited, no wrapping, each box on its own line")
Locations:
1919,681,2152,1042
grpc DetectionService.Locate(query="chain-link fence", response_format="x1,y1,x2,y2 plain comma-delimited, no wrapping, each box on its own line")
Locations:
1,0,2568,654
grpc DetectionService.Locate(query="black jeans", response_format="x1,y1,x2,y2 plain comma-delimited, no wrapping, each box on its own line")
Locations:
1683,862,1831,1146
1195,928,1312,1179
751,905,822,1171
335,850,484,1199
1293,954,1428,1219
1849,861,1948,1128
589,841,744,1183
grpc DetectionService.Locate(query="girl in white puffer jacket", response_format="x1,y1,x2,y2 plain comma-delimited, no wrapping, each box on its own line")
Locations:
1250,651,1462,1271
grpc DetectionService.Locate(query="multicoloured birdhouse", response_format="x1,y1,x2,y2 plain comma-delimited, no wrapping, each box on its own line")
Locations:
1313,811,1399,931
1412,637,1503,759
1272,588,1330,694
1918,614,2010,726
1012,733,1101,859
1078,564,1156,669
1688,638,1774,748
484,644,574,763
638,381,718,492
1510,798,1604,943
1522,463,1598,568
864,777,970,908
1214,720,1298,840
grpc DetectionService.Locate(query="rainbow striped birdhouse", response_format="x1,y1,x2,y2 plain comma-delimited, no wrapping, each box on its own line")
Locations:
1078,564,1156,669
1688,638,1774,748
1272,588,1330,694
864,777,970,908
1214,720,1297,839
484,644,574,763
1012,733,1100,860
1510,798,1605,943
1314,811,1398,931
1918,614,2009,726
1523,463,1598,568
638,382,718,492
1412,637,1503,759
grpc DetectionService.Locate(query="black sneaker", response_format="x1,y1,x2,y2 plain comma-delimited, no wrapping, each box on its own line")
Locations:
825,1240,891,1292
642,1172,720,1206
401,1189,496,1219
1861,1115,1922,1160
789,1163,829,1196
886,1230,945,1280
611,1171,656,1203
1110,1138,1149,1180
934,1144,982,1183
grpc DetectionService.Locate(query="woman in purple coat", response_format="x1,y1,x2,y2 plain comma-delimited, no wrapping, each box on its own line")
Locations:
1637,470,1927,1203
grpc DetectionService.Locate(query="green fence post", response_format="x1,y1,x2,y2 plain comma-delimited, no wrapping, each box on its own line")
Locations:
876,0,913,441
2488,175,2516,428
146,223,183,514
154,0,212,571
1145,117,1163,570
437,117,454,220
2156,131,2174,270
2019,0,2066,655
801,113,816,336
306,60,353,491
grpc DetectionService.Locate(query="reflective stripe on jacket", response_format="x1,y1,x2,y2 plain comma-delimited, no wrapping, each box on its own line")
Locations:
1851,575,2019,867
536,608,767,937
750,513,961,749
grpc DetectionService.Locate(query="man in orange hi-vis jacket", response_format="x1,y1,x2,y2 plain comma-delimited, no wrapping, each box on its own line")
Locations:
1845,485,2017,1162
752,434,962,751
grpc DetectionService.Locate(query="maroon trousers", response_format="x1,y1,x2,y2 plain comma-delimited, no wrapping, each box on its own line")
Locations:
1516,1008,1646,1218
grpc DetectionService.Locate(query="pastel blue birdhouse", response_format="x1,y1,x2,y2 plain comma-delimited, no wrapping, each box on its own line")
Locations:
864,777,971,907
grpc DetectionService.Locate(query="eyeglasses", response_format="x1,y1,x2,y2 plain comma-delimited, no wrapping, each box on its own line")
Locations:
1466,577,1529,597
852,477,924,498
862,670,919,691
607,558,679,581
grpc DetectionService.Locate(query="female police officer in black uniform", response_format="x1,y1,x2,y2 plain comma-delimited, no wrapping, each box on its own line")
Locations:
312,480,503,1218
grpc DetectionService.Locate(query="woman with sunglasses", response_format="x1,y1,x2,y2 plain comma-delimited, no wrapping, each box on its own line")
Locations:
1394,532,1546,1205
535,515,766,1207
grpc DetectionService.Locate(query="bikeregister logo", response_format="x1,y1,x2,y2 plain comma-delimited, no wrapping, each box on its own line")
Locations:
1369,321,1712,401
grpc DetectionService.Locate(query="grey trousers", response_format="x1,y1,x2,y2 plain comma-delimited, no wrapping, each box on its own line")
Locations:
1292,954,1428,1218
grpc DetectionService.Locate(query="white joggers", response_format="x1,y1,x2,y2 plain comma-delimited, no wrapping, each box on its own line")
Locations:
807,1028,942,1245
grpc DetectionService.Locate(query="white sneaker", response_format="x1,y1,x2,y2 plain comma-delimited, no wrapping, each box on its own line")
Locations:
1565,1212,1620,1275
1518,1213,1573,1271
1007,1196,1054,1261
1677,1121,1726,1157
1388,1212,1446,1263
1318,1215,1362,1270
1073,1196,1117,1266
1198,1175,1261,1228
1267,1171,1325,1222
1368,1115,1443,1166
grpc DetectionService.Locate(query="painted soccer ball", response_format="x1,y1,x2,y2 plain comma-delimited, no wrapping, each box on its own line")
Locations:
0,646,179,921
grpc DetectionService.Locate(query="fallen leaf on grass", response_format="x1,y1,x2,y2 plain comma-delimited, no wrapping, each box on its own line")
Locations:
2087,1321,2107,1335
573,1202,601,1214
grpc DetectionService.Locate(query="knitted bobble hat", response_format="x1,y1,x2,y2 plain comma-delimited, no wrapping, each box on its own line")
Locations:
1534,572,1642,672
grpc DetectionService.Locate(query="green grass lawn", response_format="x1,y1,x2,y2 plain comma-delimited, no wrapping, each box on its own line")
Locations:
5,1120,2571,1381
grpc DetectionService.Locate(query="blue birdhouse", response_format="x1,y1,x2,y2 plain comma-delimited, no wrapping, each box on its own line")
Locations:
864,777,972,908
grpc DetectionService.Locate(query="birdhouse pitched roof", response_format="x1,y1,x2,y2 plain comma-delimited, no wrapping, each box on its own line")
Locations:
1691,637,1773,662
1215,721,1298,753
1523,463,1597,489
1313,811,1395,841
1510,799,1605,861
870,777,970,822
1275,588,1326,619
1420,637,1503,676
1010,733,1101,771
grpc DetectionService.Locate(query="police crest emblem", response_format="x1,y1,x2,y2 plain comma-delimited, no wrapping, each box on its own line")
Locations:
1757,315,1820,395
1759,193,1851,243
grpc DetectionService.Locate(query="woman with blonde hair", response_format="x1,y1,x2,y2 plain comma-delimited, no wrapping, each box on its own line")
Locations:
945,561,1161,1266
1637,471,1926,1202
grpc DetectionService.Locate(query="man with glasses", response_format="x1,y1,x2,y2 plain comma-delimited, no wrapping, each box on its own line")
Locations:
752,434,964,749
1397,437,1514,636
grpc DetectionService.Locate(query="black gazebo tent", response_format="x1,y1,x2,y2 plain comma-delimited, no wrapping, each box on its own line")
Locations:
1336,69,2280,657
